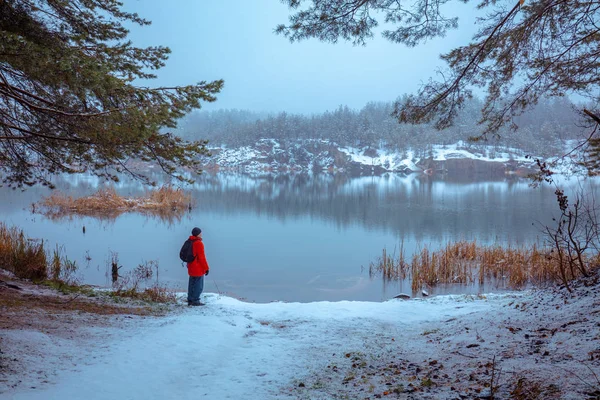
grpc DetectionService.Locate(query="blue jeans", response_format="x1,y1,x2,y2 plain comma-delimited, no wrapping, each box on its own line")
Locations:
187,276,204,304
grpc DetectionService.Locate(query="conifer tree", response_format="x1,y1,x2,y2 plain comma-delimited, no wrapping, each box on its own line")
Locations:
0,0,223,188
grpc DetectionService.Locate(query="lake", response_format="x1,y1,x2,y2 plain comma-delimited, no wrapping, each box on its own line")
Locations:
0,172,592,302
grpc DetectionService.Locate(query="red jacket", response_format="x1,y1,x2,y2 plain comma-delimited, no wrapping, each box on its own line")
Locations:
187,236,209,277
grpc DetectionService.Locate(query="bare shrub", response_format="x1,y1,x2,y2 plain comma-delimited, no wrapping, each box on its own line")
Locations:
509,376,561,400
140,285,178,303
543,188,600,292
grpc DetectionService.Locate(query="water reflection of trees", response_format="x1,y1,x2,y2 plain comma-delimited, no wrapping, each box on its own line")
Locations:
191,173,571,243
2,172,594,244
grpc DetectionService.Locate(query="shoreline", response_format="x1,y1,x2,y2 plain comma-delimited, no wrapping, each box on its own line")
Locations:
0,269,178,393
2,269,600,399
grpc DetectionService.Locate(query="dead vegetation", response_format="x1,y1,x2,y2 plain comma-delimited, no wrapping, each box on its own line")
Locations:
110,257,177,304
369,240,600,293
37,184,191,220
0,223,177,305
370,184,600,296
367,243,409,281
0,222,47,281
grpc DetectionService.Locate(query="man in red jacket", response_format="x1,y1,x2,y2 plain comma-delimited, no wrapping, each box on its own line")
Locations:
187,227,210,306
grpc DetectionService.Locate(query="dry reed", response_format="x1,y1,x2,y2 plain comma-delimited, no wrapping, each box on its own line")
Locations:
368,241,409,281
0,222,47,280
410,242,476,291
370,240,598,293
39,184,191,219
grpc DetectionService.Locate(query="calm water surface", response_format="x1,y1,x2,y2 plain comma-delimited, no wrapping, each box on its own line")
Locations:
0,173,592,302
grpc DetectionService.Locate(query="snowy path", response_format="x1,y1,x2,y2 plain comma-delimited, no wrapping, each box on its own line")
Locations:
7,293,498,400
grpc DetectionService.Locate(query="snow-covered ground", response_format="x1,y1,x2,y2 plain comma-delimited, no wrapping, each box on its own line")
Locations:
4,275,600,399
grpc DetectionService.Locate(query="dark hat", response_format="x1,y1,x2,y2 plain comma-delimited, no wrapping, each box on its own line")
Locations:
191,227,202,236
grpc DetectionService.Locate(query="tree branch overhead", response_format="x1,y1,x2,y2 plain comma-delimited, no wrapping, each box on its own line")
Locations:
0,0,224,188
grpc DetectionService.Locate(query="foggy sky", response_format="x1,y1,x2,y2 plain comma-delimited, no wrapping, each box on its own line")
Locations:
123,0,477,115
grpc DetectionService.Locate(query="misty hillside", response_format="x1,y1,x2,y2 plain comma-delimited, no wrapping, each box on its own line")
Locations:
178,97,587,159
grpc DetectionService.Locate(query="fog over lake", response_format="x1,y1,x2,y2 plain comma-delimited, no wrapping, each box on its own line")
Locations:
1,173,593,302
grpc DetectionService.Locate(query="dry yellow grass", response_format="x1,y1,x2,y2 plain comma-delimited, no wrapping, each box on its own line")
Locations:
0,222,47,280
39,185,191,219
410,242,476,291
370,240,598,293
368,242,409,280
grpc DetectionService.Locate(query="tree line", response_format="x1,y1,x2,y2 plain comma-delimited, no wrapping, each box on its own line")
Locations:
179,96,586,158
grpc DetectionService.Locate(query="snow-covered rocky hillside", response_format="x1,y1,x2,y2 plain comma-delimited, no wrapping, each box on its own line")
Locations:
203,139,578,178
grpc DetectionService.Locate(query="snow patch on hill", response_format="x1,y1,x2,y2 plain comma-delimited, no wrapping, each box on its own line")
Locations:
203,138,589,177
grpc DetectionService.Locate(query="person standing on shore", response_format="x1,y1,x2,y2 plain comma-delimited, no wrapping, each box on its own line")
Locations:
187,227,210,306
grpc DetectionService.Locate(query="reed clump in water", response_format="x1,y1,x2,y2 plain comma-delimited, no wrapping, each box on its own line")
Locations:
370,240,597,292
475,243,556,289
410,241,476,291
368,242,409,280
39,185,191,219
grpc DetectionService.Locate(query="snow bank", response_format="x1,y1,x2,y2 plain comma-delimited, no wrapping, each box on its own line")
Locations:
6,292,497,400
6,281,600,399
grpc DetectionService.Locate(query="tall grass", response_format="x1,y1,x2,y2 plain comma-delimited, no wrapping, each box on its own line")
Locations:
0,222,47,280
368,241,409,280
50,245,79,284
369,240,598,293
0,223,81,283
39,184,191,219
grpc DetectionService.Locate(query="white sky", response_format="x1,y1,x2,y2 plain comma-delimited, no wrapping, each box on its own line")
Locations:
123,0,478,114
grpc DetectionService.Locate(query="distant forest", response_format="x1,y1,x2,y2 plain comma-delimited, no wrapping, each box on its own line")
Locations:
178,97,587,157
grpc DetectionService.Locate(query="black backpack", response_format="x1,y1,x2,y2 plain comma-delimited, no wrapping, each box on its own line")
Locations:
179,239,195,263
